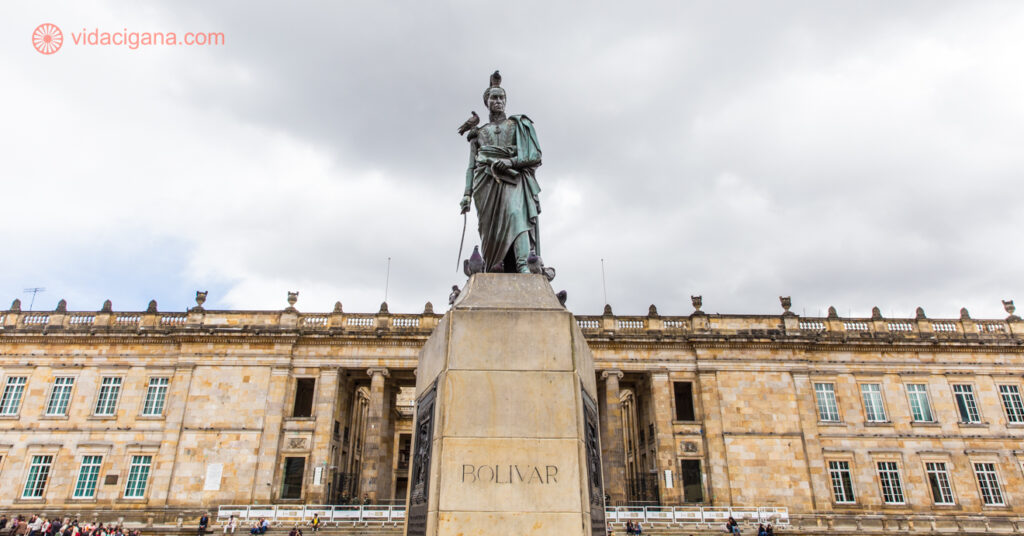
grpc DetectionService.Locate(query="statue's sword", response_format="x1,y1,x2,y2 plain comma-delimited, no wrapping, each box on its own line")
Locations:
456,207,468,272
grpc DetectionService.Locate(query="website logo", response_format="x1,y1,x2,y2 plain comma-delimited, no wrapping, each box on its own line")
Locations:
32,23,64,55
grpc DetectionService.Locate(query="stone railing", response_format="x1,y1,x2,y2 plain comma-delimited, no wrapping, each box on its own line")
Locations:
1,306,1020,341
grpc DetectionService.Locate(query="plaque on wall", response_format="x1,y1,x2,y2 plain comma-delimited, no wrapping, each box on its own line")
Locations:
582,389,607,536
406,383,436,536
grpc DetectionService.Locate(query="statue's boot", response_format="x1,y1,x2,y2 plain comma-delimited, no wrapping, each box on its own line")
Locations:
513,233,532,274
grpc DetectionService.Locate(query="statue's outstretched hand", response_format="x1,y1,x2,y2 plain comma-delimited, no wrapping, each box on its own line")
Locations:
460,195,471,214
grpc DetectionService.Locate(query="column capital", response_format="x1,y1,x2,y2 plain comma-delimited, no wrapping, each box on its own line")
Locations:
601,369,624,380
367,367,390,378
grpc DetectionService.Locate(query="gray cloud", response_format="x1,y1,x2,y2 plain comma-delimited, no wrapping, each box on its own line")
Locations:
1,1,1021,318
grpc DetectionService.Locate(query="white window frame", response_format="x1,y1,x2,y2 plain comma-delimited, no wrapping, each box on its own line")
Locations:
998,384,1024,424
953,384,981,423
73,455,103,499
814,382,840,422
827,460,856,504
0,376,28,416
141,377,169,416
45,376,75,416
22,454,54,499
860,383,887,422
973,462,1005,506
94,376,123,416
124,455,152,498
925,461,956,505
906,383,934,422
876,461,905,505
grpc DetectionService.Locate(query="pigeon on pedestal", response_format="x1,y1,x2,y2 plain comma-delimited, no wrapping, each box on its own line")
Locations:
463,246,486,277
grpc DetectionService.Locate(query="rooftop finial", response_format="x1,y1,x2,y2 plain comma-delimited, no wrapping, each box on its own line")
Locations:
1005,299,1019,321
780,296,793,316
691,295,703,314
194,291,208,311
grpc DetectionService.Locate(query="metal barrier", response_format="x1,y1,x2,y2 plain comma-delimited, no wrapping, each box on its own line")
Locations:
217,505,406,526
604,506,789,528
219,504,787,528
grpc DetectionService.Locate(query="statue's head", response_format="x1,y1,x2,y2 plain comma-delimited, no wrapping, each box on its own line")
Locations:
482,70,505,113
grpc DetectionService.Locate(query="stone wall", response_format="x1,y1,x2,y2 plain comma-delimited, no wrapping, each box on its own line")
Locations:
0,302,1022,527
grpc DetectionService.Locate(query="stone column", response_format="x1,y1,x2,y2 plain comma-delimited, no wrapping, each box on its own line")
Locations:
791,372,827,512
308,368,340,503
601,370,627,502
153,365,195,506
698,371,731,505
377,385,396,499
648,371,680,504
358,367,389,502
253,368,291,502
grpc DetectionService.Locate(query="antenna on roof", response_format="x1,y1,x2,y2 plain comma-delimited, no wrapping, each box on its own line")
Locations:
23,287,45,311
600,259,608,306
384,257,392,304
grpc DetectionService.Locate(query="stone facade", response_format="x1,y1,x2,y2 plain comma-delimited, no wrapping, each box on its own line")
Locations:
1,301,1023,528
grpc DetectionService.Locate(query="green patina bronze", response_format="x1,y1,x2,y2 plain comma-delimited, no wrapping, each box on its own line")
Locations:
459,71,543,274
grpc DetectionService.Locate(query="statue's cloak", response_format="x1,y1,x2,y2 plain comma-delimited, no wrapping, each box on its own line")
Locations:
471,114,542,270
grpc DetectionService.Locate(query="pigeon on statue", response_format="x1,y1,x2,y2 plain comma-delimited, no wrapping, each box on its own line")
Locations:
527,254,543,274
527,254,557,282
448,285,461,305
556,290,568,307
457,111,480,136
463,245,486,276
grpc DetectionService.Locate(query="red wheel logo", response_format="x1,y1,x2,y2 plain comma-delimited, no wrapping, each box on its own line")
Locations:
32,23,63,55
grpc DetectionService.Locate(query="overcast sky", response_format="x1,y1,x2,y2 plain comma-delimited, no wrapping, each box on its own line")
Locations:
2,1,1022,319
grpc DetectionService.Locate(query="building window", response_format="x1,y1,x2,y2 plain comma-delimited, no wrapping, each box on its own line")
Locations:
998,385,1024,424
680,459,704,502
906,384,933,422
0,376,28,415
45,377,75,416
94,377,123,416
861,383,887,422
73,455,103,498
814,383,840,422
124,455,152,498
876,461,905,504
673,382,695,421
953,384,981,423
142,378,169,416
22,455,53,498
925,462,955,505
292,378,316,418
828,461,855,503
281,457,306,499
973,462,1004,506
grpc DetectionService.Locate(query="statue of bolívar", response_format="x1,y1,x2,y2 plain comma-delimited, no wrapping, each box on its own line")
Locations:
459,71,543,274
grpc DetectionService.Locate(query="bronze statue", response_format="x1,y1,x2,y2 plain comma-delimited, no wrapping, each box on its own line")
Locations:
458,71,543,274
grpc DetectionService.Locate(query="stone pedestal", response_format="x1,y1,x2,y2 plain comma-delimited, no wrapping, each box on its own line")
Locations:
405,274,606,536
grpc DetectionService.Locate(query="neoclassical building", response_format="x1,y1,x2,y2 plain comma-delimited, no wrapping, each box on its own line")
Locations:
1,296,1023,529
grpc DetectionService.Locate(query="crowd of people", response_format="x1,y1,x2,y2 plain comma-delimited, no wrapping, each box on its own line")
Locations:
0,515,141,536
725,516,776,535
608,516,778,535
